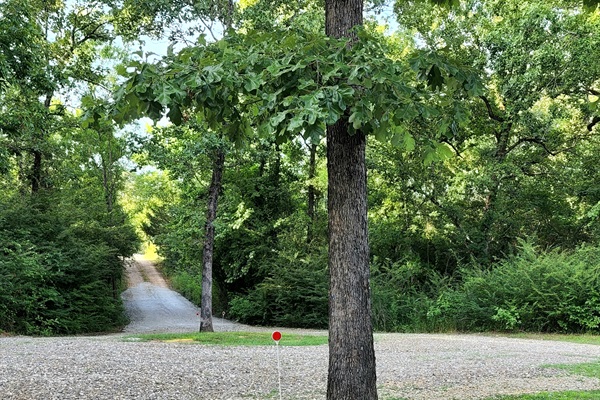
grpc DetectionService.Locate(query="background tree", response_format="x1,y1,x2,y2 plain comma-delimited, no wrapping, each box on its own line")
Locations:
0,0,141,335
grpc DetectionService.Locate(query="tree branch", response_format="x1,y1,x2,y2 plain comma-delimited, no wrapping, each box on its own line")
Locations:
76,22,110,46
507,137,558,156
440,138,462,158
479,95,506,123
588,116,600,132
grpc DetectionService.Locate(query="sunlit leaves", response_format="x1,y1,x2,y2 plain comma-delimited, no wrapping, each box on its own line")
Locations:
114,26,482,163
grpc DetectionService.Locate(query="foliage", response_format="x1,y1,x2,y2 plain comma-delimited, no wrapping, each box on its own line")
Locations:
437,243,600,333
113,24,480,156
135,135,330,327
228,247,329,328
370,243,600,334
3,0,598,339
370,257,456,332
0,193,138,335
0,0,145,335
363,0,600,291
118,0,600,336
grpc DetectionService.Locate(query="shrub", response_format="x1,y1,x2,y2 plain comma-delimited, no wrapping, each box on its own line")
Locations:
371,258,457,332
441,242,600,333
0,194,137,335
228,249,328,328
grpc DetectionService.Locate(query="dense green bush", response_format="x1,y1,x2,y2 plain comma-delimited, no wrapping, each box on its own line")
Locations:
440,243,600,333
228,248,328,328
371,257,456,332
0,194,139,335
370,243,600,334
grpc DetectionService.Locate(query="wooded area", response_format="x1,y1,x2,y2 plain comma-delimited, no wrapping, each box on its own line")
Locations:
1,0,600,395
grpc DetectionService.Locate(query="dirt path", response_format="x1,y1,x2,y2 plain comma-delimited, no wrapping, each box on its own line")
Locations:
124,254,169,288
121,255,258,333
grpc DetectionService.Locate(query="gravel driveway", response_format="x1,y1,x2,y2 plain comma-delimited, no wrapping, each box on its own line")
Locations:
1,256,599,399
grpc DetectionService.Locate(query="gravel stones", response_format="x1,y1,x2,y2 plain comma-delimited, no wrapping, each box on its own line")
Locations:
1,333,600,399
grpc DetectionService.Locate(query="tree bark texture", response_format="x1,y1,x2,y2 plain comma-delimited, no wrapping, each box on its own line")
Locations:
200,148,225,332
325,0,377,397
326,121,377,400
325,0,363,40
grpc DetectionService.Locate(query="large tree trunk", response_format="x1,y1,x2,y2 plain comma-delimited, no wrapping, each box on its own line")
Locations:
326,123,377,399
200,148,225,332
325,1,377,397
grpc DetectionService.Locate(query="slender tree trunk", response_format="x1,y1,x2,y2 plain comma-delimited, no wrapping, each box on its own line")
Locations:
480,126,511,262
307,143,317,243
31,93,53,193
31,150,42,193
200,148,225,332
325,0,377,397
100,132,115,216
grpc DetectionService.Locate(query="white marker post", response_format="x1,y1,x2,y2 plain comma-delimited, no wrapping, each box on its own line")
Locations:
272,331,282,400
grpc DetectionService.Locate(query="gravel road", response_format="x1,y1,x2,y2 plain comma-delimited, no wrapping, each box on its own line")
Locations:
121,255,260,333
1,256,600,399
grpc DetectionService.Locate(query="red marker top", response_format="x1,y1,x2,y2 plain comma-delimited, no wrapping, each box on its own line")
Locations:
272,331,282,342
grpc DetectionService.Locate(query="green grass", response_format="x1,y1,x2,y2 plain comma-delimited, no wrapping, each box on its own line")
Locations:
552,361,600,379
485,358,600,400
506,333,600,346
489,391,600,399
123,331,328,346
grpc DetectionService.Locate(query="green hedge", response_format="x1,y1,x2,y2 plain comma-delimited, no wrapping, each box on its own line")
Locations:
371,243,600,333
443,244,600,332
0,194,138,335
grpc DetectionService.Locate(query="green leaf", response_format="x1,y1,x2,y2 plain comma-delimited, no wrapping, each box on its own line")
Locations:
349,111,364,130
146,101,163,120
244,73,262,92
167,105,183,126
435,142,454,160
156,85,173,106
427,64,444,91
374,127,388,142
288,115,304,131
589,95,599,112
404,133,416,152
115,64,128,77
270,111,288,127
424,148,437,166
583,0,600,12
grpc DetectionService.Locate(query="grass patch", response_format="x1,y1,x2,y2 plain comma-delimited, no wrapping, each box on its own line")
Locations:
488,391,600,399
485,358,600,399
551,361,600,379
498,333,600,346
123,331,328,346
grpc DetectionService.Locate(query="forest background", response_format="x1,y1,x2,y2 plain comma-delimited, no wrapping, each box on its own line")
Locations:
1,0,600,336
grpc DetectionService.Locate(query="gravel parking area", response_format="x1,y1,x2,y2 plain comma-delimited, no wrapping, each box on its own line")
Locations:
1,333,600,399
